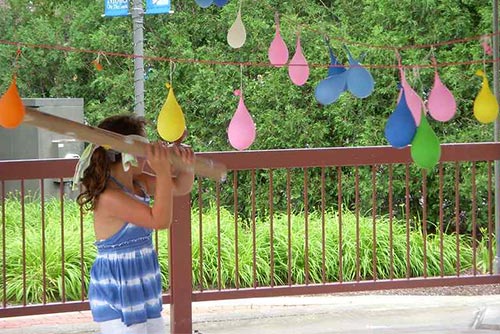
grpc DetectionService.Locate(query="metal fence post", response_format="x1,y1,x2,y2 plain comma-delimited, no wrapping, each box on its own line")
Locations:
169,195,193,333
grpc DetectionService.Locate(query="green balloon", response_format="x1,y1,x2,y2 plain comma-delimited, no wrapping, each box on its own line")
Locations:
411,112,441,170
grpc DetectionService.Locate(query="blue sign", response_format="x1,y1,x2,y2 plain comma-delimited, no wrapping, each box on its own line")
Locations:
146,0,171,14
104,0,129,17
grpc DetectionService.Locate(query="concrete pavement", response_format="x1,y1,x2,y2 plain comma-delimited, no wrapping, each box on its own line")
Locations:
1,295,500,333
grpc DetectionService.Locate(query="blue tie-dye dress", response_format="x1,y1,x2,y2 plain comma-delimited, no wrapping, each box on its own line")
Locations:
88,178,163,327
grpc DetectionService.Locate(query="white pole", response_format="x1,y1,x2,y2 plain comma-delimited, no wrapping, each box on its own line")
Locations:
131,0,145,116
492,0,500,273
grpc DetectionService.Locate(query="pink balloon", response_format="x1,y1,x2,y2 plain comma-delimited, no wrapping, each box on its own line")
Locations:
288,34,309,86
400,69,424,125
427,71,456,122
228,90,256,151
268,14,288,67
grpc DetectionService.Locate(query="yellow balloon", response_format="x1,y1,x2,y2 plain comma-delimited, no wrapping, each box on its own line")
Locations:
157,83,186,142
473,70,499,124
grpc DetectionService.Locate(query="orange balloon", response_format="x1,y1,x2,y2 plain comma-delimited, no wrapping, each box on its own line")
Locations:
0,77,25,128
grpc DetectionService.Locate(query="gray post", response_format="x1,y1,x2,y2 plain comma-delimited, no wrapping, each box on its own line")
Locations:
493,0,500,273
131,0,145,116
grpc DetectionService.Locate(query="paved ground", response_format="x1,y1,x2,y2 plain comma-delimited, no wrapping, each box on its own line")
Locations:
1,295,500,333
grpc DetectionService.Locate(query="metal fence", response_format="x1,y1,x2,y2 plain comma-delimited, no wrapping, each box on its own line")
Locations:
1,143,500,333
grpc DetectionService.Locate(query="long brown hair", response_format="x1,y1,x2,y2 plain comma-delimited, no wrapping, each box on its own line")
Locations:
77,114,146,211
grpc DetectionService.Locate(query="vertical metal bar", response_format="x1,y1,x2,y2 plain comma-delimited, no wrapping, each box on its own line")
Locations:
233,172,239,289
21,180,26,306
439,163,445,277
269,169,275,287
422,170,428,278
405,164,411,279
455,162,461,276
79,185,85,302
251,170,257,288
132,0,145,115
355,167,360,282
41,180,47,304
488,161,494,274
337,167,343,283
169,195,193,334
216,181,221,290
59,179,66,302
1,180,5,308
321,167,326,283
287,169,292,286
388,164,394,279
492,0,500,274
371,165,377,281
304,168,309,285
198,177,203,291
471,162,477,275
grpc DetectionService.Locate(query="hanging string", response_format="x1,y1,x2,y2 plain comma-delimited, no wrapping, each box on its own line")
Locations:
0,37,498,71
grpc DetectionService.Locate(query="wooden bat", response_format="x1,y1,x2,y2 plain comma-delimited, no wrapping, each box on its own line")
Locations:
21,107,227,181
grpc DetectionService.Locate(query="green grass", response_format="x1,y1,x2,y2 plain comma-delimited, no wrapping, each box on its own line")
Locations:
0,196,494,305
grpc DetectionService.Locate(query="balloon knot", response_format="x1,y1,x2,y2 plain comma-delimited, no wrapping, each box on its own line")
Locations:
475,69,484,77
234,89,241,96
166,83,172,89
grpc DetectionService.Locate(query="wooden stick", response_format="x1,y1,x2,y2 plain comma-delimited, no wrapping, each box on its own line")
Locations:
22,107,227,181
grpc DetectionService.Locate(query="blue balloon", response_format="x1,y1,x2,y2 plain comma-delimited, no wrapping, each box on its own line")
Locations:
195,0,213,8
314,72,347,106
346,64,374,98
327,45,346,77
384,89,417,148
214,0,229,6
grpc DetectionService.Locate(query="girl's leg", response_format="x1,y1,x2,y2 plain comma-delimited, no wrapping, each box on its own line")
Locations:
146,317,166,334
99,319,147,334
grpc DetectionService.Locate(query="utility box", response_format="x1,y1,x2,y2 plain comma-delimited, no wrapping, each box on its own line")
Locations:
0,98,84,199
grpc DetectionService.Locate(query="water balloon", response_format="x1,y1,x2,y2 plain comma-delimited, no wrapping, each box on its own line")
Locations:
228,89,256,150
0,76,25,128
473,69,499,124
157,83,186,142
427,69,456,122
195,0,213,8
384,87,417,148
227,7,246,48
314,72,347,105
214,0,229,6
268,13,289,67
344,46,374,98
288,32,309,86
411,112,441,170
400,69,424,125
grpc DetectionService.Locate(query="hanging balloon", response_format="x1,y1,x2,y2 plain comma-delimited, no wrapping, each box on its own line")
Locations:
411,112,441,170
344,45,374,98
288,31,309,86
427,68,456,122
228,89,255,150
214,0,229,7
157,83,186,142
326,40,346,77
400,68,424,125
473,69,499,124
0,76,25,128
314,72,347,106
268,13,289,67
227,5,246,48
195,0,213,8
384,87,417,148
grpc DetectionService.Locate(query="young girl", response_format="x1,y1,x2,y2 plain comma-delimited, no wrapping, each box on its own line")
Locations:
75,114,194,334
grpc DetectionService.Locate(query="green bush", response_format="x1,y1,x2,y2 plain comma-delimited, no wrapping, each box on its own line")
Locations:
0,196,493,305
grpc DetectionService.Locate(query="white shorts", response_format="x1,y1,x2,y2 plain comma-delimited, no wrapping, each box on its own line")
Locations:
99,317,165,334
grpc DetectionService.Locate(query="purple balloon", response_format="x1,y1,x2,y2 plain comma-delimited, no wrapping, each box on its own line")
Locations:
214,0,229,6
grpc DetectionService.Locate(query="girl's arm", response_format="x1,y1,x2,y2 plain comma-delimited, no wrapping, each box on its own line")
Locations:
97,142,174,230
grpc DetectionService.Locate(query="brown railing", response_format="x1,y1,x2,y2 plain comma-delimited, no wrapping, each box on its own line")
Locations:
1,143,500,334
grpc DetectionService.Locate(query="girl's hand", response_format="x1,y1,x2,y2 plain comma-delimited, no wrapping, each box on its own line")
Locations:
171,144,195,166
146,142,172,178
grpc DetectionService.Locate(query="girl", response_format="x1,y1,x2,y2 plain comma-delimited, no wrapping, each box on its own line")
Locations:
75,114,194,334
